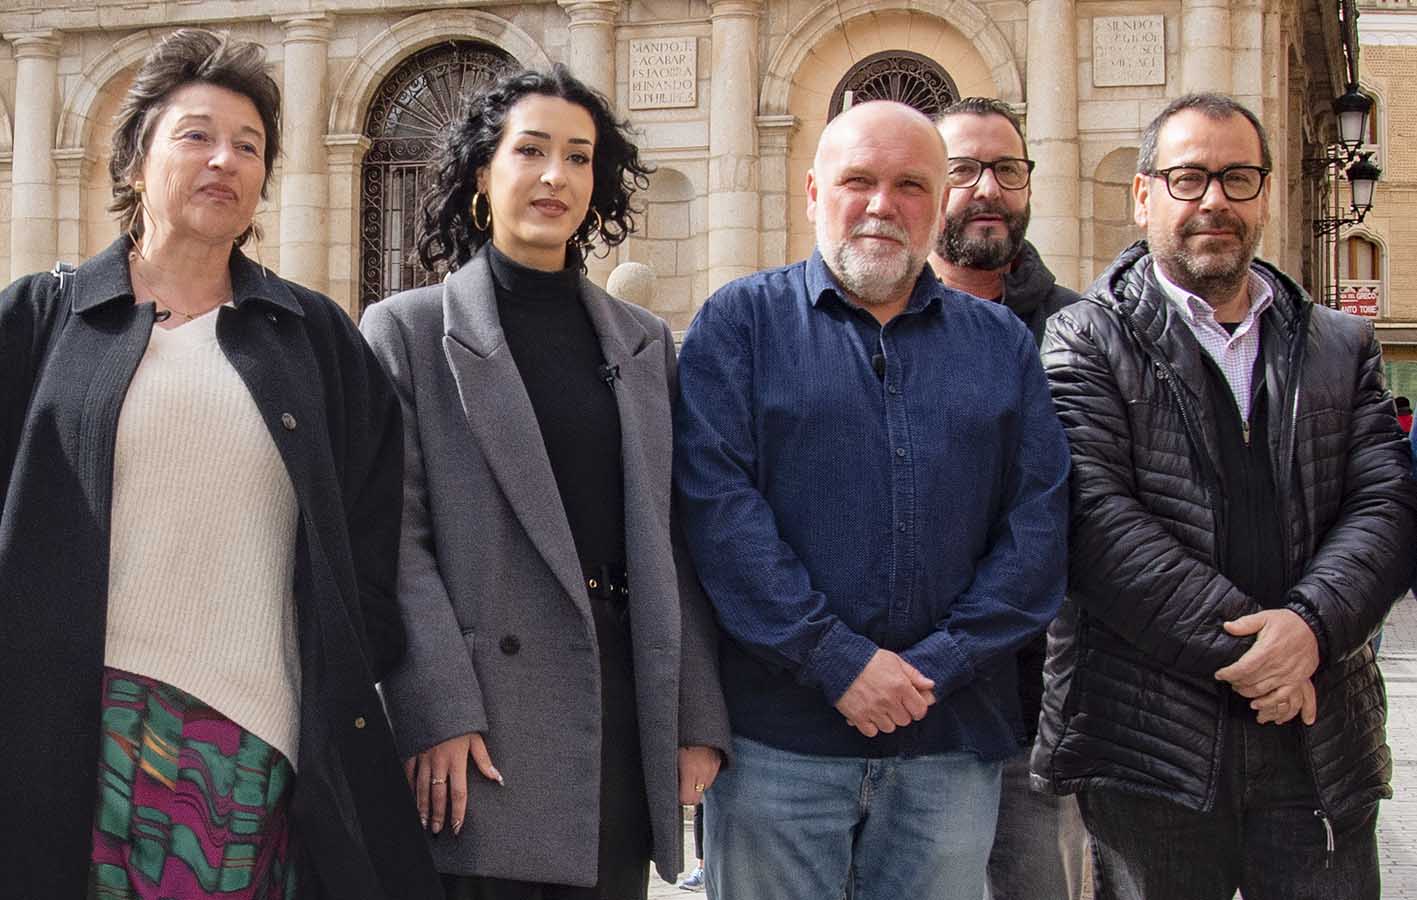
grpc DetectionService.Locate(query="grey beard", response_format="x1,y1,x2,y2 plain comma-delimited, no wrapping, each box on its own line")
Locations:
1151,213,1263,303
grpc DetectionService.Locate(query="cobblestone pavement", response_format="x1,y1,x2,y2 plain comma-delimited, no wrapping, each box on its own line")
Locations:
1380,593,1417,899
647,595,1417,899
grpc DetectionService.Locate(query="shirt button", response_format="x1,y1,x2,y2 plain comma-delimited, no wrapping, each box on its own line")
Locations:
888,385,900,395
281,413,297,431
897,522,907,532
354,716,367,729
266,312,278,324
500,634,521,655
895,447,907,458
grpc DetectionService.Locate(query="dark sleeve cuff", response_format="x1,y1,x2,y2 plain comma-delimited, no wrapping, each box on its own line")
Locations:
1285,596,1331,664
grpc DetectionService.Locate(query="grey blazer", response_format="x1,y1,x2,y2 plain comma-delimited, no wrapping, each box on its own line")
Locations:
360,248,730,887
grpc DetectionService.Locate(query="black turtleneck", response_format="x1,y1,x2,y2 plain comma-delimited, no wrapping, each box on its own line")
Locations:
488,244,626,573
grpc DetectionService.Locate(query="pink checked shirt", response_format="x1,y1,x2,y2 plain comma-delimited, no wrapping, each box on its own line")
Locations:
1155,264,1275,424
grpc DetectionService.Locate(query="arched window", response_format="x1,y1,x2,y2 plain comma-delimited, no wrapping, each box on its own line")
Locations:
1338,234,1383,318
828,51,958,120
1339,234,1381,281
359,41,515,311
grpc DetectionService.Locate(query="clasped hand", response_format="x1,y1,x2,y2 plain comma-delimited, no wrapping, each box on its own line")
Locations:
835,649,936,738
1213,609,1321,726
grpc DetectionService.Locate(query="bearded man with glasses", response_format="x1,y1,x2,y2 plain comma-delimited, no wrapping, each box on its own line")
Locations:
925,97,1087,900
1031,92,1417,900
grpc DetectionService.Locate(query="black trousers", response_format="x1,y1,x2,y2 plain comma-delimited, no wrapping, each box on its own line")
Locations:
1079,706,1380,900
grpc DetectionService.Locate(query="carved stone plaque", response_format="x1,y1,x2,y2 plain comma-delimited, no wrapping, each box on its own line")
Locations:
1093,15,1166,87
629,37,697,109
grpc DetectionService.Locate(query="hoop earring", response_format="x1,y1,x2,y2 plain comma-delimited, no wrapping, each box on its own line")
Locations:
127,188,146,255
471,191,491,231
249,224,268,276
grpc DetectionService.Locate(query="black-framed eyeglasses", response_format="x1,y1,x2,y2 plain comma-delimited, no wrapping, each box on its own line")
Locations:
946,157,1036,190
1147,165,1270,202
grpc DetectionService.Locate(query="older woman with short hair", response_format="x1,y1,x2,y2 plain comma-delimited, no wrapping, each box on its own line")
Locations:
0,28,440,899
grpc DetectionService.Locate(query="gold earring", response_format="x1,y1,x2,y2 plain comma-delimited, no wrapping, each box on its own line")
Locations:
133,179,145,194
471,191,491,231
127,196,145,253
253,225,266,274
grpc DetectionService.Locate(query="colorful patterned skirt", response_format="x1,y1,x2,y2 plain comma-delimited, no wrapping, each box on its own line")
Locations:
89,667,298,900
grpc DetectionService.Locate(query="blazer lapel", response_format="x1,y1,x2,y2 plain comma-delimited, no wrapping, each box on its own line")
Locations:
580,282,676,631
441,251,587,613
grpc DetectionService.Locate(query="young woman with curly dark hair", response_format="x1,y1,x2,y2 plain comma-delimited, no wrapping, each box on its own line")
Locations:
360,65,731,900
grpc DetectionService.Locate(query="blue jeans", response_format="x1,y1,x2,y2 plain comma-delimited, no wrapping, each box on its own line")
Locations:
704,735,1002,900
1078,712,1380,900
985,747,1088,900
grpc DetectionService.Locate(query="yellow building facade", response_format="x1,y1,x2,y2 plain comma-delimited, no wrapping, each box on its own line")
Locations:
0,0,1361,330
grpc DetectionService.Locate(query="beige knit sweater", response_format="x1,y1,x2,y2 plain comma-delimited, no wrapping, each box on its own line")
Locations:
104,306,302,766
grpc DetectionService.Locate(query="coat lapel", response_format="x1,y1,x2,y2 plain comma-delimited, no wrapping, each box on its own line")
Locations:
440,251,587,612
581,278,671,544
581,282,681,671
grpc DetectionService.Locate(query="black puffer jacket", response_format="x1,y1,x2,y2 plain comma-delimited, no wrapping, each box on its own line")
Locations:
1031,242,1417,825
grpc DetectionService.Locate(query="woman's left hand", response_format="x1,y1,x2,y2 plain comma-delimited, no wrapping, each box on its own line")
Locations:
678,745,722,805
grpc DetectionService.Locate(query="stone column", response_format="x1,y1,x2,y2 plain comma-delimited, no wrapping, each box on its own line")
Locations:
325,133,371,318
756,114,798,270
6,31,61,278
276,15,333,294
1230,0,1264,114
558,0,618,100
1181,0,1233,94
1026,0,1080,289
52,148,94,263
707,0,761,292
0,150,12,284
559,0,619,286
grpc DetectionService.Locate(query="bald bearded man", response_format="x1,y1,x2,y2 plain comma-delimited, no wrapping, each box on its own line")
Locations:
673,101,1070,900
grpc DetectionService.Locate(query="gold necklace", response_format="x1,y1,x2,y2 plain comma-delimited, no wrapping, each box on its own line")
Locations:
128,251,221,322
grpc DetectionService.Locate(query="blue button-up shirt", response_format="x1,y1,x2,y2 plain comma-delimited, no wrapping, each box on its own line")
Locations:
673,252,1069,759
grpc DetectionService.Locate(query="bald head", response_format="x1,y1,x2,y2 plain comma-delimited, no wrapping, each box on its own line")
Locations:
814,100,946,173
806,101,949,314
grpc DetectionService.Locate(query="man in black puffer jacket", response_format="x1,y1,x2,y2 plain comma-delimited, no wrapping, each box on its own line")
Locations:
1033,93,1417,900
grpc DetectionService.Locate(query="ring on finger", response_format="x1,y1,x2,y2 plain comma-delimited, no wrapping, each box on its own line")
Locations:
694,782,706,792
431,777,447,785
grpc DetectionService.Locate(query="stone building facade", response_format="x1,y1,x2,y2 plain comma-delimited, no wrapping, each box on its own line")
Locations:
1356,0,1417,396
0,0,1354,330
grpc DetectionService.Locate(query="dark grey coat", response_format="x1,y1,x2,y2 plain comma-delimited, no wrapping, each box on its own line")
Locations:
360,247,730,887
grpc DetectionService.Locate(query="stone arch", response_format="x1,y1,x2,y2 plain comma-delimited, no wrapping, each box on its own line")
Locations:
779,7,1007,263
327,10,552,137
1089,146,1139,283
1359,80,1386,164
56,29,160,150
1338,227,1387,317
624,167,701,330
760,0,1023,118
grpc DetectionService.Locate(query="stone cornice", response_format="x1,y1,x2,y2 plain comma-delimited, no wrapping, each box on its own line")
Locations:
557,0,618,26
1360,10,1417,43
4,29,60,58
708,0,762,20
274,14,335,43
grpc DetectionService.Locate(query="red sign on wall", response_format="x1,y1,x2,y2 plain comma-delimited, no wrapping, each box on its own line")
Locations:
1339,281,1381,318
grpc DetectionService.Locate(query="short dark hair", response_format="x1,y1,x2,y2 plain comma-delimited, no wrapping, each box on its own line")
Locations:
935,97,1027,155
108,29,281,248
1137,92,1272,173
417,65,654,274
